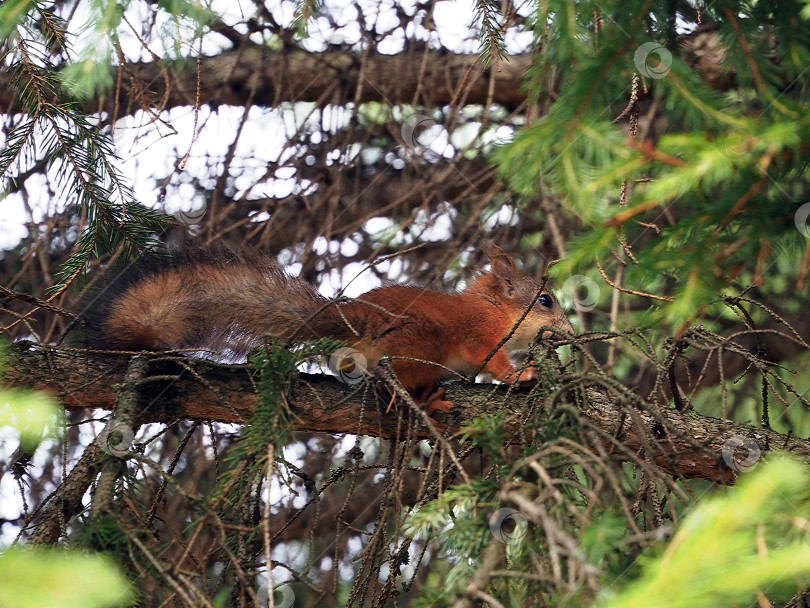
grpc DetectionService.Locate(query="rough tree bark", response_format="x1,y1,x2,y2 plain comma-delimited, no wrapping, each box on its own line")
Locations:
0,47,530,116
5,341,807,487
0,31,738,117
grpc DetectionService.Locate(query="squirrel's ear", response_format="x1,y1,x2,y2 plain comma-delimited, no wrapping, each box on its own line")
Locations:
485,245,519,295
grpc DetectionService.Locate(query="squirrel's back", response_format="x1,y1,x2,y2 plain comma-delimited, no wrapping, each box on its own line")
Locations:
86,249,341,355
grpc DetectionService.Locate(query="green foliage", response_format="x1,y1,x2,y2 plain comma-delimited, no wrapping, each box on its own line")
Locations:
498,0,810,330
408,442,810,606
0,547,133,608
404,482,498,602
1,0,221,289
247,340,301,454
203,338,349,588
581,510,635,575
246,338,344,455
0,0,37,39
0,352,132,608
157,0,214,30
458,410,509,461
59,0,214,97
0,387,57,452
691,350,810,437
57,0,125,98
0,344,58,452
74,512,135,556
210,339,347,515
607,456,810,607
405,388,592,605
292,0,322,37
472,0,507,67
0,2,170,292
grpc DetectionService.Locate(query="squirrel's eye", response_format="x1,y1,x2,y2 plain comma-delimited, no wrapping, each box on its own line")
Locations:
538,294,553,308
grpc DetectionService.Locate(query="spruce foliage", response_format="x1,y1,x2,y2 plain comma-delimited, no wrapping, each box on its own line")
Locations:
497,0,810,329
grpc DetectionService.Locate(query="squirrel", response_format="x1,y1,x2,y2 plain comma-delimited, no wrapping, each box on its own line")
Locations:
87,245,573,412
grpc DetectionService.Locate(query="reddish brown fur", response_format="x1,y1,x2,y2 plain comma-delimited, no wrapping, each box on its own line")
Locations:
339,249,573,399
95,246,573,407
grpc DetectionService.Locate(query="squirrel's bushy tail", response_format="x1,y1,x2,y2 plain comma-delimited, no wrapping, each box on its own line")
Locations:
84,249,343,355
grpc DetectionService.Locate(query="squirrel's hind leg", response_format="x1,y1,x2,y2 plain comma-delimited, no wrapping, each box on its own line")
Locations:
384,385,455,415
420,387,455,414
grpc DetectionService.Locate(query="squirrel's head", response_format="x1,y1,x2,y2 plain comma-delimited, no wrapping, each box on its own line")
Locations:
468,244,573,351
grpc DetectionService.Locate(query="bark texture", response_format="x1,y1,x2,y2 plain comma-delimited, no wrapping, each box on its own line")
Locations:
6,341,808,488
0,32,736,118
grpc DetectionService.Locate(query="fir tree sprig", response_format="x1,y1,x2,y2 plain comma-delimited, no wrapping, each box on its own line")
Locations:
473,0,507,69
0,3,169,296
293,0,322,37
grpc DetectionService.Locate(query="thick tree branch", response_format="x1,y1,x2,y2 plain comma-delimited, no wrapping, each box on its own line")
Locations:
5,342,809,488
0,46,530,116
0,33,734,117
